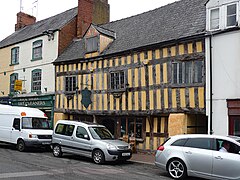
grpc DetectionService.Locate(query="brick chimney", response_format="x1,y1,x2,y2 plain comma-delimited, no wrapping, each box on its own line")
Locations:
77,0,109,38
15,12,36,31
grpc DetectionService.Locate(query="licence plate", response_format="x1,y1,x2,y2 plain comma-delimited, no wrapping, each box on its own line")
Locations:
122,153,130,156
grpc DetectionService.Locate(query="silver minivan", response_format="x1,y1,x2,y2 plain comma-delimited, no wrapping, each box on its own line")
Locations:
51,120,132,164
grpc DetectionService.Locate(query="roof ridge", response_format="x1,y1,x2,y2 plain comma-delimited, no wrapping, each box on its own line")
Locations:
101,0,181,26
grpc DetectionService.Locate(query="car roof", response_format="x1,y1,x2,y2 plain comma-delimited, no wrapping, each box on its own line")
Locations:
169,134,240,144
56,120,105,128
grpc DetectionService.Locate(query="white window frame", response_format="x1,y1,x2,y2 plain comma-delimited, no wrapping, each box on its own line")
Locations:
225,2,238,28
209,7,220,31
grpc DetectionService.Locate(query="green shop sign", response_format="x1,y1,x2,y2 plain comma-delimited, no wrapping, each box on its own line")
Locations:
11,95,54,108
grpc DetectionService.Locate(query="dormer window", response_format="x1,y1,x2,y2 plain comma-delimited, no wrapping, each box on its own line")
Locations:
86,36,98,53
210,8,219,30
226,4,237,27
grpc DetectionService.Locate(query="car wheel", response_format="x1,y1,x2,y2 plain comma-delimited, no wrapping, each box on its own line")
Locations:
52,144,62,157
93,150,105,164
17,139,25,152
167,159,187,179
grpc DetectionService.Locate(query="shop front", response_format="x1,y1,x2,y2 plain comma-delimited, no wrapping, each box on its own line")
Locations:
11,94,55,128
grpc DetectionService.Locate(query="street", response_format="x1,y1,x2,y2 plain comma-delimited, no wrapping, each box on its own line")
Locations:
0,143,169,180
0,143,204,180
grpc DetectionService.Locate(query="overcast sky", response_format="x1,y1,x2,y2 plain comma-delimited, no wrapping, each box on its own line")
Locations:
0,0,177,41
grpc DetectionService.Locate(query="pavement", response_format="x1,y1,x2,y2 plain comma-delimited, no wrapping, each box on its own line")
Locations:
130,152,155,165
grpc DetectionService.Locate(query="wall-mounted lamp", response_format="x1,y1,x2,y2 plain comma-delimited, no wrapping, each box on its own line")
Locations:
1,91,4,95
43,29,54,41
44,87,47,93
89,67,94,72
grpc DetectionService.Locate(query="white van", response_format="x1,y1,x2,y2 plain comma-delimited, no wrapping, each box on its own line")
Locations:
0,104,53,151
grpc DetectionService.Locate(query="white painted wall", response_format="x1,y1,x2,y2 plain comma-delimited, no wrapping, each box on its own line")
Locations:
12,31,59,94
206,0,240,135
206,31,240,135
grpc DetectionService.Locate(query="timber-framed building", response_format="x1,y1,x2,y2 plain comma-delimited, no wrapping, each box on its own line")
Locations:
54,0,208,151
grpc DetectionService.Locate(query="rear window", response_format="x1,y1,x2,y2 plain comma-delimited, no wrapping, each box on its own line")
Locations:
184,138,212,150
55,123,75,136
171,138,187,147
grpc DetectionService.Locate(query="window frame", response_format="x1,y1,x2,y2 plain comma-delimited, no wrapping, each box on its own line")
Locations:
32,40,43,60
31,69,42,92
10,73,18,93
226,3,238,28
110,71,125,90
172,60,203,85
11,47,20,65
209,7,220,31
65,76,77,93
86,36,98,53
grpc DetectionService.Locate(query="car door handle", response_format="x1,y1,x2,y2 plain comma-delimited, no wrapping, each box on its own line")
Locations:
185,151,192,154
215,156,223,160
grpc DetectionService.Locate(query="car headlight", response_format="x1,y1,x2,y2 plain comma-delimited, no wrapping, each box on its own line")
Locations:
29,134,38,138
107,144,117,150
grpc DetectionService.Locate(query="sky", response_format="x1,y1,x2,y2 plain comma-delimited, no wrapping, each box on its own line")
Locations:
0,0,177,41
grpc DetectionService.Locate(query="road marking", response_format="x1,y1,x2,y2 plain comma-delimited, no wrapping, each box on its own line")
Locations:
0,167,125,179
0,171,50,179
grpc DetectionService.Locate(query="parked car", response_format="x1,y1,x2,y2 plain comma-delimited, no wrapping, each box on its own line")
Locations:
0,104,52,151
155,134,240,180
51,120,132,164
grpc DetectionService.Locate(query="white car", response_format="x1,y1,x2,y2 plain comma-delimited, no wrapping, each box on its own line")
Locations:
155,134,240,180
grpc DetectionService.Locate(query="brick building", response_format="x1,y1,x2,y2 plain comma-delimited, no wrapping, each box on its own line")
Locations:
0,0,109,126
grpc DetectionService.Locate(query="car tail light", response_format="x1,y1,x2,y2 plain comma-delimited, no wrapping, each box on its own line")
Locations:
157,145,164,151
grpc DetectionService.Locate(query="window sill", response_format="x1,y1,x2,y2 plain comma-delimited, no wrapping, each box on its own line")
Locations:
31,57,43,61
9,63,19,66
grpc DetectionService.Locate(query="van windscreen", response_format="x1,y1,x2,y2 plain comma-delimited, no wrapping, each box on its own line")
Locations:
22,117,50,129
89,127,114,140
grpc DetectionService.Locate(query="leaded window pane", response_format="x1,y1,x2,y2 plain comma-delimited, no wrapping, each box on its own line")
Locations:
65,76,77,92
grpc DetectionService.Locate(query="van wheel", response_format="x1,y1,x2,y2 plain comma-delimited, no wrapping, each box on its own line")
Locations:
17,139,25,152
93,150,105,164
52,144,62,157
167,159,187,179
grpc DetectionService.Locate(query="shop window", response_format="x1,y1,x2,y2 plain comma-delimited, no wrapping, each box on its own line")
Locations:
32,40,43,60
10,73,18,93
11,47,19,65
110,71,125,90
31,69,42,92
65,76,77,92
128,118,143,139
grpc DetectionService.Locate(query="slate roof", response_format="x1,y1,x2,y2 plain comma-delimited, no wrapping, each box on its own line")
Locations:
0,7,78,48
55,0,207,63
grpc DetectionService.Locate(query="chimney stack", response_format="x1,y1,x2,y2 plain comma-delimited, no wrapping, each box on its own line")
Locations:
15,12,36,31
77,0,109,38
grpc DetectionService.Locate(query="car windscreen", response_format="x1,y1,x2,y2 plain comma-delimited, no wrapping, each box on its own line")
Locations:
22,117,50,129
89,126,114,140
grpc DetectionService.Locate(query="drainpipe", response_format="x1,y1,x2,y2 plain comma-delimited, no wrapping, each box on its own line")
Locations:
209,35,213,135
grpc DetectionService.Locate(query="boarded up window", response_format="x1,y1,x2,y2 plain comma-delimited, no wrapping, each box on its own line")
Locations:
86,36,98,53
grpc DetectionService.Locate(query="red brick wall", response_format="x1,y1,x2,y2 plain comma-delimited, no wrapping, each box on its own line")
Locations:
15,12,36,31
77,0,109,38
58,18,77,55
